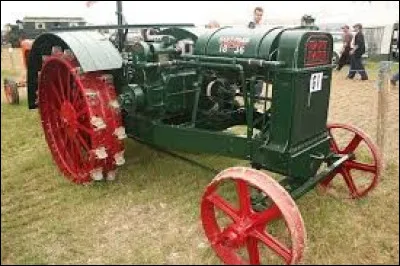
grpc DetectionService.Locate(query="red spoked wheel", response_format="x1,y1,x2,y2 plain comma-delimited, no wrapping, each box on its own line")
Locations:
201,167,306,265
319,123,382,199
3,78,19,104
38,47,127,184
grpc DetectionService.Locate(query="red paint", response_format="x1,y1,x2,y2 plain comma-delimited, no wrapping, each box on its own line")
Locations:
320,123,382,198
304,36,330,67
201,167,306,265
38,51,124,184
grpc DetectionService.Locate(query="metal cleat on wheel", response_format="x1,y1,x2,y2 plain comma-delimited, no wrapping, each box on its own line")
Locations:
90,168,104,181
100,74,114,84
106,170,117,181
51,46,63,55
114,127,127,140
63,49,75,61
90,116,107,130
114,151,125,166
94,147,108,159
109,99,120,110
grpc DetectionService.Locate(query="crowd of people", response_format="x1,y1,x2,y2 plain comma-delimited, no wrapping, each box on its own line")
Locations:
336,23,369,81
336,23,398,86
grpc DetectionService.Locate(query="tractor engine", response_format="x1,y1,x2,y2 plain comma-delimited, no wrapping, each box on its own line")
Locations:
119,28,245,131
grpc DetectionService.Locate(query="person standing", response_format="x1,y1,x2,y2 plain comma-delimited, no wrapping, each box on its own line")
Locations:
248,7,264,29
248,7,265,96
336,25,353,71
347,23,368,80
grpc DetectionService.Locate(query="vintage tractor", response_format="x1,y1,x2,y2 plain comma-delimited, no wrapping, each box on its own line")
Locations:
25,4,381,264
3,39,33,104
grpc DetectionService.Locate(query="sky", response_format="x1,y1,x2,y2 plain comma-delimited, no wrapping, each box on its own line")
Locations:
1,1,399,29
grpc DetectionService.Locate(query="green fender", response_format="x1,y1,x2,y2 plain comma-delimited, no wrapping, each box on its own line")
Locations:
27,31,122,109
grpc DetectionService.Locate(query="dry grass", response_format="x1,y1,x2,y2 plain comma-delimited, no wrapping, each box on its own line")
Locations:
1,48,399,264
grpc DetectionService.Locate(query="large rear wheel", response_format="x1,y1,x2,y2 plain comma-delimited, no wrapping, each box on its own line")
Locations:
38,48,126,184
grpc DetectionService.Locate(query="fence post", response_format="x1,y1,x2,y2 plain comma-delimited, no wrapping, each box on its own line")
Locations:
8,47,16,73
376,61,391,169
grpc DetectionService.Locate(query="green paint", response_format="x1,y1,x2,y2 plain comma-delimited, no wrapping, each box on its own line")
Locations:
28,24,338,198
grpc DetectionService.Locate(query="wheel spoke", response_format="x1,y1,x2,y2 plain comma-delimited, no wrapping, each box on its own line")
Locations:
320,173,334,187
236,180,252,217
247,237,260,265
48,83,62,106
71,137,83,159
76,132,91,151
77,123,94,136
328,130,340,153
342,134,363,154
64,134,77,168
49,102,60,113
206,193,240,222
62,129,69,147
66,72,72,101
72,85,80,105
346,161,376,173
76,107,89,119
71,138,83,171
250,229,292,263
340,168,359,197
57,69,66,101
60,129,75,165
251,204,281,228
320,168,340,187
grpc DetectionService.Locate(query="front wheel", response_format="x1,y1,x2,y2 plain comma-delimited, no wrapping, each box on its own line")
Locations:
201,167,306,265
319,123,382,199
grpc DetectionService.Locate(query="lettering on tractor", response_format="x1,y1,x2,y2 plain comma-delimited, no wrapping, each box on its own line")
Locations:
25,2,382,265
304,35,330,66
219,36,250,54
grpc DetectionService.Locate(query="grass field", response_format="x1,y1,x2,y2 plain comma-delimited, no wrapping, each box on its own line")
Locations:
1,49,399,264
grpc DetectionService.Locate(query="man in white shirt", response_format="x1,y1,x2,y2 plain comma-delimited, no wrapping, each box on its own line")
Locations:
248,7,264,29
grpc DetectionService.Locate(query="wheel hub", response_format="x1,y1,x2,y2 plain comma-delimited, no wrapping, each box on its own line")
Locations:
220,221,251,248
60,101,78,135
221,226,245,248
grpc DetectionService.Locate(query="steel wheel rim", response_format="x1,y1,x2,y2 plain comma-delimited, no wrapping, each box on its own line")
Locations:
201,167,306,265
39,55,98,183
321,123,382,198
